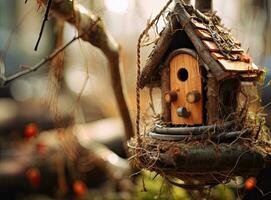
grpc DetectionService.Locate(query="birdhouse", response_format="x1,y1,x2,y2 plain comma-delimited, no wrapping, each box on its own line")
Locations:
138,2,263,138
131,1,271,189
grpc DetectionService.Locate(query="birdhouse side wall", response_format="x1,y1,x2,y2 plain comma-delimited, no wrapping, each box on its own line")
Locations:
161,66,171,123
218,79,241,121
206,76,220,124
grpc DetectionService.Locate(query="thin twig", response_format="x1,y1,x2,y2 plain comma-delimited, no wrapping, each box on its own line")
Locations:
4,34,82,85
256,185,271,197
25,0,28,3
34,0,53,51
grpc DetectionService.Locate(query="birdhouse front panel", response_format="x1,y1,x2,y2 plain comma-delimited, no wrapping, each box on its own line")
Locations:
169,53,203,125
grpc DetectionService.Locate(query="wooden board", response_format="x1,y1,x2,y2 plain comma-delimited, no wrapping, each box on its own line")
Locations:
211,52,248,61
206,76,219,124
239,73,261,81
239,73,259,78
202,40,220,52
161,67,171,122
195,29,212,40
170,53,203,125
218,59,259,72
202,40,244,53
191,19,208,30
211,52,225,60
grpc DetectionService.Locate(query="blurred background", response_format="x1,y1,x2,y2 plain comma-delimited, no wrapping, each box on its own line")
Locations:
0,0,270,200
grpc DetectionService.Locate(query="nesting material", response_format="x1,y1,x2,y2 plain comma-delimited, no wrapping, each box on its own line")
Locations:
129,114,271,187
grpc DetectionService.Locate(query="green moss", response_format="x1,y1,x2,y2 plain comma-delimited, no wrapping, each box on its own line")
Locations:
135,171,190,200
134,170,239,200
210,185,236,200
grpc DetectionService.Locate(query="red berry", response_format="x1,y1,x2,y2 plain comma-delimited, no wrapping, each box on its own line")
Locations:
244,177,257,191
26,168,41,188
24,123,38,138
73,180,87,197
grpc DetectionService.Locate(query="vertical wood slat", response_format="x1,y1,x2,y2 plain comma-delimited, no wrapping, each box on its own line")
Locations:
161,66,171,123
170,54,203,125
206,75,220,124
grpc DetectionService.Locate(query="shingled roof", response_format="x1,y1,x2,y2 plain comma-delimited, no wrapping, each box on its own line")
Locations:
138,2,262,88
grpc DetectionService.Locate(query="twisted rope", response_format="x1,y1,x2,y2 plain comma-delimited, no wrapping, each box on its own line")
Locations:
136,0,173,144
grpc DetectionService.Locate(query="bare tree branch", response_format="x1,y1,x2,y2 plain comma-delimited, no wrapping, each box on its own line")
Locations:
40,0,134,141
3,34,82,85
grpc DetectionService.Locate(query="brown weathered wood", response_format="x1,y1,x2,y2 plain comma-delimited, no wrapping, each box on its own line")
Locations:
191,19,209,30
195,29,212,40
218,59,259,72
219,79,240,119
211,52,225,60
158,145,265,173
206,75,220,124
212,52,255,67
139,18,177,88
132,137,268,183
202,40,244,53
161,66,171,122
195,0,213,13
202,40,220,52
175,3,226,79
239,73,260,80
170,53,203,125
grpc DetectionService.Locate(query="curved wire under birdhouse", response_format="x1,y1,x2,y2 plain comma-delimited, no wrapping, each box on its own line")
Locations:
130,0,271,189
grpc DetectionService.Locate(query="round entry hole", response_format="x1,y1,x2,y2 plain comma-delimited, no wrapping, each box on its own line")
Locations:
177,68,188,81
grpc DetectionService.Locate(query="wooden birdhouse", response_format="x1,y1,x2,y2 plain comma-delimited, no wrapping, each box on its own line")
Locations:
138,2,263,135
131,0,271,188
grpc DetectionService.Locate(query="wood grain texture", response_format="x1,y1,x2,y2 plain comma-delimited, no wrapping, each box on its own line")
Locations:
202,40,244,53
170,54,203,125
195,29,212,40
191,20,209,30
206,76,219,124
161,66,171,122
218,59,259,72
211,52,225,60
239,73,259,79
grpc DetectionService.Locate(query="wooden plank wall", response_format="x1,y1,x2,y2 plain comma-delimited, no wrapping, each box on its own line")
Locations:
170,54,203,125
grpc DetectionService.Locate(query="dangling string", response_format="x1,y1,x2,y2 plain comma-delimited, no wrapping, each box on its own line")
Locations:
136,0,173,145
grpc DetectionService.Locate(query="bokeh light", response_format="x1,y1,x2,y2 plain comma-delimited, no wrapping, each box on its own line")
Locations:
104,0,130,14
